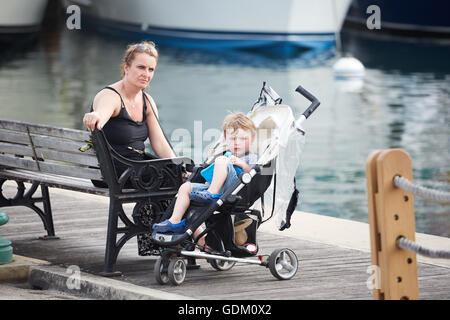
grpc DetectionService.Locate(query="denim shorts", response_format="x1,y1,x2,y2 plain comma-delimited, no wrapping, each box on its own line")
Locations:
191,160,239,195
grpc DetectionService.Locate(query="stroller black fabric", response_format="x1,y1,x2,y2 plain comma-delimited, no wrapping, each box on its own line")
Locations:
205,210,262,258
154,157,274,257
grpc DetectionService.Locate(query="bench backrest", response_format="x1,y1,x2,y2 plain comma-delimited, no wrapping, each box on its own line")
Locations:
0,119,102,180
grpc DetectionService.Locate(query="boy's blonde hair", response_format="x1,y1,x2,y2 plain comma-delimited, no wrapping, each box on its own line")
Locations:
222,112,256,138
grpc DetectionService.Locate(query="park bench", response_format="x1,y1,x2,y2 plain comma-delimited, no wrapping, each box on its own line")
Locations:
0,119,192,276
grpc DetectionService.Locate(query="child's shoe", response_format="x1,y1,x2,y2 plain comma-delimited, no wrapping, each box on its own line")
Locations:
152,218,186,233
190,190,222,203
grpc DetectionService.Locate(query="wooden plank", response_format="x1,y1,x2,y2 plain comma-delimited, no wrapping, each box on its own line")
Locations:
2,185,449,300
376,149,419,300
0,169,108,195
34,148,99,167
0,141,33,155
31,135,96,155
0,142,99,167
0,130,30,145
0,130,96,155
0,154,102,180
0,119,91,141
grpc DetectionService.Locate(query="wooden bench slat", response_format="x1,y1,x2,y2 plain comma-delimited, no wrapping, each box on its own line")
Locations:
36,148,99,168
0,141,33,155
0,142,99,167
0,168,109,196
0,130,30,145
0,130,96,156
31,135,96,155
0,154,102,180
0,119,91,141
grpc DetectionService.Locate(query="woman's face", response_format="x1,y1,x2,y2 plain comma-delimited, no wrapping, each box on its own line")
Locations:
124,52,157,89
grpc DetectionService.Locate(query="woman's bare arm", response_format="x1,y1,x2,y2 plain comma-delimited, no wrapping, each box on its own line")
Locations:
83,90,120,131
145,93,176,158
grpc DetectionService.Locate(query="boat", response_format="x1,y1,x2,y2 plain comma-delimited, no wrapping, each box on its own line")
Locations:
62,0,352,53
344,0,450,38
0,0,48,36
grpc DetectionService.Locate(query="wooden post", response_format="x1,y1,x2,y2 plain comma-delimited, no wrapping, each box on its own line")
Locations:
366,149,419,300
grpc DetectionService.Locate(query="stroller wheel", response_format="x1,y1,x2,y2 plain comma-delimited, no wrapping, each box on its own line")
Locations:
268,248,298,280
154,257,170,285
168,258,187,286
209,259,236,271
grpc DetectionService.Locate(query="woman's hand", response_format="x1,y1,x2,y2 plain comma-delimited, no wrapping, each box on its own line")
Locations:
83,111,102,131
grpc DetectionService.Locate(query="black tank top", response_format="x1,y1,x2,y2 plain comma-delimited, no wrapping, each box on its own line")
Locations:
91,86,149,160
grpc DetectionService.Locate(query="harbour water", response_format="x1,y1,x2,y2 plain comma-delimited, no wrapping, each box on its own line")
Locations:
0,19,449,237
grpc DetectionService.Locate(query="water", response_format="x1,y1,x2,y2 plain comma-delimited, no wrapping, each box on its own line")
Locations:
1,21,449,237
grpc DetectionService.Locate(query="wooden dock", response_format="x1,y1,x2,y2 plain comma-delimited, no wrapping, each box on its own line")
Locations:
1,183,449,300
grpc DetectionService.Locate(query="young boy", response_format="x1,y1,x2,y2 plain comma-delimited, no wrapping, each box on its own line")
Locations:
152,112,258,243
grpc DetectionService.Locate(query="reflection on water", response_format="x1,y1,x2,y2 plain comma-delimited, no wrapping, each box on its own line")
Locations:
0,21,449,237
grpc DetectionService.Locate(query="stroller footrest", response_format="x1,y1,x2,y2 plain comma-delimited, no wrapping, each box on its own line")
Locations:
151,230,190,246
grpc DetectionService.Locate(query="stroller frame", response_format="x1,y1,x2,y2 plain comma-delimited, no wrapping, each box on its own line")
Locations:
150,83,320,285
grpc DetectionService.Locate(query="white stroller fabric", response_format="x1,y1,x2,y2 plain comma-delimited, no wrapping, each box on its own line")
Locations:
205,104,305,230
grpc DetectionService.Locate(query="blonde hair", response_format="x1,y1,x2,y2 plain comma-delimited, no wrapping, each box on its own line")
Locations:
120,41,159,78
222,112,256,138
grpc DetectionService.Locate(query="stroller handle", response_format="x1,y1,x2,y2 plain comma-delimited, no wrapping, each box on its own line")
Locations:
295,85,320,127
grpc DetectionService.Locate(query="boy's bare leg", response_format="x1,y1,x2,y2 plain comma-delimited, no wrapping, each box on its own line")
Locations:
194,227,206,249
207,156,229,194
169,182,191,224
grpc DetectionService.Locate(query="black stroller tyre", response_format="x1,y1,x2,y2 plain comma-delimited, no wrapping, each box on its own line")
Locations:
154,257,170,285
268,248,298,280
168,258,187,285
209,259,236,271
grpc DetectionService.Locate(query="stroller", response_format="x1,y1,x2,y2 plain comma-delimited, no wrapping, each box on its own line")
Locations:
150,82,320,285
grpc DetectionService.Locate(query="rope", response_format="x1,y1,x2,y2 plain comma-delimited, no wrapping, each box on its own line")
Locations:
397,237,450,259
393,176,450,203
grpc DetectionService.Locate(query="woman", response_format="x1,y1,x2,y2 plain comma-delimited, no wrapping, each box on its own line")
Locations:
83,41,176,184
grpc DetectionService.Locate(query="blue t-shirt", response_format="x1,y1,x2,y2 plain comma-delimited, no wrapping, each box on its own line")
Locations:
201,151,258,183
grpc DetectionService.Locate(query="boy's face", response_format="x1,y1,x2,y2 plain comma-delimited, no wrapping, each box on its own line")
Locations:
225,128,254,157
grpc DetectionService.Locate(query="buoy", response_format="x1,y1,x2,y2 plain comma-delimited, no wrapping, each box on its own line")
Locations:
333,56,365,79
333,55,365,92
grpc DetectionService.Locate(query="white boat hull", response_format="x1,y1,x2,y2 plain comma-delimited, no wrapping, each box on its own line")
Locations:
63,0,351,50
0,0,48,34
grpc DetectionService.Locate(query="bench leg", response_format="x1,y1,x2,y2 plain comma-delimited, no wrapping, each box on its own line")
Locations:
99,198,172,277
99,200,123,277
0,180,59,240
38,185,59,240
